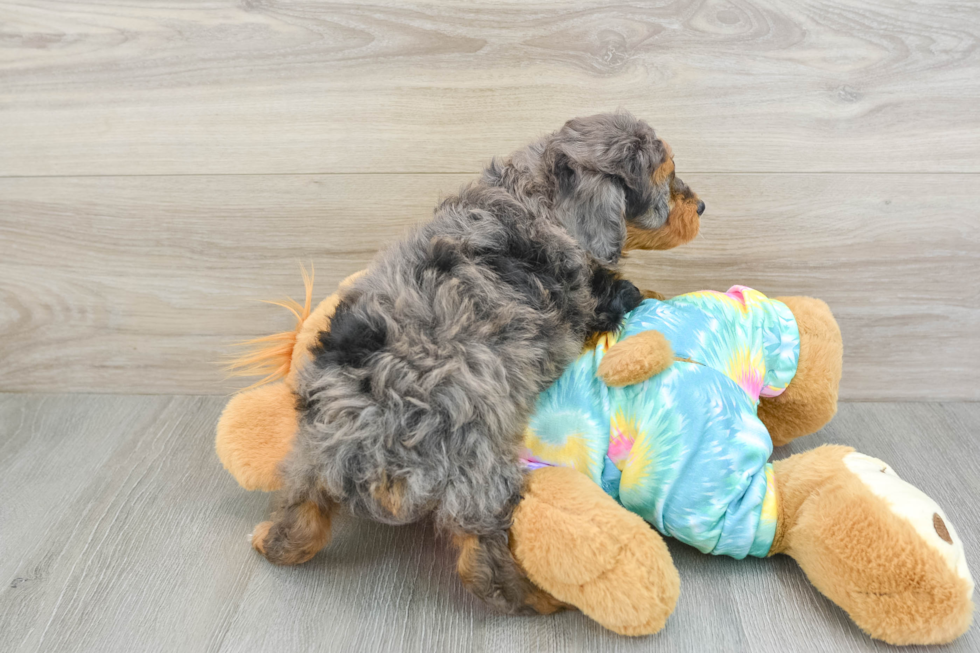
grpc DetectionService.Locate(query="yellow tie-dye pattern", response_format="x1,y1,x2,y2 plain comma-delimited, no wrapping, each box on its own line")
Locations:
760,465,778,525
619,418,657,493
523,427,599,479
740,288,769,309
685,290,749,314
725,345,766,399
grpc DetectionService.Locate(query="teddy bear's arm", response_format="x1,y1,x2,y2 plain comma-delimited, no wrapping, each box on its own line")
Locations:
597,330,674,387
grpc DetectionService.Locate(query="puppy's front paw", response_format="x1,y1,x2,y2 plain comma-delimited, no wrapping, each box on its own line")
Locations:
612,279,642,314
251,521,273,555
591,277,643,333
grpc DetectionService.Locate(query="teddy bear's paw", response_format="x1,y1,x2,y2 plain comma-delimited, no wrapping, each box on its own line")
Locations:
844,452,974,597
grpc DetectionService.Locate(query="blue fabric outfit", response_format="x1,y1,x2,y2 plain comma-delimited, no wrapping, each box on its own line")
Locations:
521,287,800,559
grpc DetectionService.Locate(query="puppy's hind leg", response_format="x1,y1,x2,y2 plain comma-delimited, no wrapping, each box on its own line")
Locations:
252,488,336,566
444,466,565,615
454,530,567,615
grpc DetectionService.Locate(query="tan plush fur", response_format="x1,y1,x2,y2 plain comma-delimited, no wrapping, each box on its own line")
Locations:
771,446,974,645
510,466,680,636
597,330,674,387
757,296,843,446
215,383,298,492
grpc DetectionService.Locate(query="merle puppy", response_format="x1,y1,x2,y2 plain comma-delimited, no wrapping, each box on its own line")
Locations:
252,112,704,614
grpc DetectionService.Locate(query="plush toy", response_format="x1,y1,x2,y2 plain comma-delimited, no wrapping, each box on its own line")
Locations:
217,272,973,645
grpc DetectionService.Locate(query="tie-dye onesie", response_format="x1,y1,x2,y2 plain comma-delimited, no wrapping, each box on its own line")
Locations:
521,286,800,559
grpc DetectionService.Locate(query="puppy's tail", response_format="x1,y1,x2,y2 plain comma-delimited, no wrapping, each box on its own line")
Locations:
225,266,314,392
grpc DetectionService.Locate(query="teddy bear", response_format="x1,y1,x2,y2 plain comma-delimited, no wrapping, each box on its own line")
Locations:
217,271,973,645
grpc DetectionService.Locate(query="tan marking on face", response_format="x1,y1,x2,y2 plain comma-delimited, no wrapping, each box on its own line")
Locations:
630,140,702,251
935,513,953,544
652,141,675,186
624,199,700,251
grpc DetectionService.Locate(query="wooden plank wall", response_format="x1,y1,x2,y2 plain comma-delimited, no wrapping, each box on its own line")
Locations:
1,0,978,399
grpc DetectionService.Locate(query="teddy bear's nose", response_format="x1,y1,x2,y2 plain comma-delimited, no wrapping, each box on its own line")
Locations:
696,200,706,215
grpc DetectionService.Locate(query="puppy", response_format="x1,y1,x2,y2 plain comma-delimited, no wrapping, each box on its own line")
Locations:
252,112,704,614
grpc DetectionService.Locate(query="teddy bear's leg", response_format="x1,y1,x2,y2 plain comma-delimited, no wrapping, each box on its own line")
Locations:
510,466,680,636
757,296,843,446
216,382,300,492
769,445,974,645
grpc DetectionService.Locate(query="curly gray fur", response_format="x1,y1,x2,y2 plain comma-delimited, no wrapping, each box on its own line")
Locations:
262,111,692,613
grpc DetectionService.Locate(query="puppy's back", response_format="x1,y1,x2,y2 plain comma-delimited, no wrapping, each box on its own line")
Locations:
294,187,591,525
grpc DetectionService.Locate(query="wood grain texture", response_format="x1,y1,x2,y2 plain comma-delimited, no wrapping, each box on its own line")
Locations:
2,173,977,399
1,0,979,175
0,394,978,652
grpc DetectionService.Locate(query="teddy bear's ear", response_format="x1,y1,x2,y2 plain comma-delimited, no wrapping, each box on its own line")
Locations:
216,382,299,491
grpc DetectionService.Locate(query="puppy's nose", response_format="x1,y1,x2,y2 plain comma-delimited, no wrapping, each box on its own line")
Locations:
696,200,706,216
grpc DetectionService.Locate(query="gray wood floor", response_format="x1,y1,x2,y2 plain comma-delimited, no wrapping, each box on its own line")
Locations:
0,395,977,653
